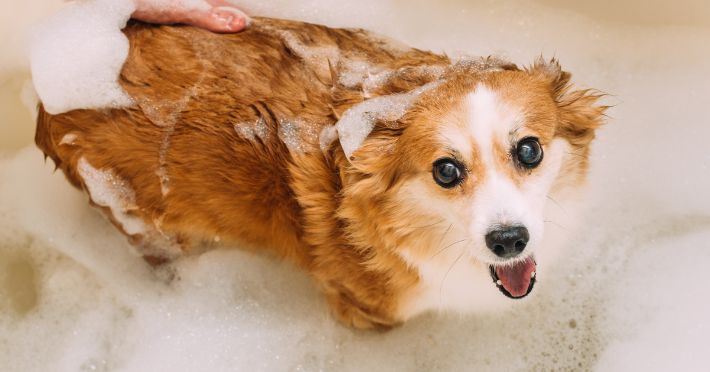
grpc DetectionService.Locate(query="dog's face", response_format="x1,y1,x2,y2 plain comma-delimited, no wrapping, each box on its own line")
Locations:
344,60,605,313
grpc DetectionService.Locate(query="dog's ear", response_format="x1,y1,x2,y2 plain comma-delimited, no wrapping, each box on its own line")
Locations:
529,58,608,149
340,119,407,194
348,119,403,170
335,81,439,172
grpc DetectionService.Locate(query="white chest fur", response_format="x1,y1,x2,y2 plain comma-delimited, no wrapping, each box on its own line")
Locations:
396,249,514,320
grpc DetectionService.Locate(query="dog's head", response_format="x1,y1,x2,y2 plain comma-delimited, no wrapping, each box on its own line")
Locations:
338,58,606,307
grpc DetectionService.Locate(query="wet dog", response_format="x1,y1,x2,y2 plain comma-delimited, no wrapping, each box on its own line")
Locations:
35,17,606,329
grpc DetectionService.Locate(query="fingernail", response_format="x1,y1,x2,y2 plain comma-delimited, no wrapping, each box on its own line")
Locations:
213,11,234,26
214,6,251,27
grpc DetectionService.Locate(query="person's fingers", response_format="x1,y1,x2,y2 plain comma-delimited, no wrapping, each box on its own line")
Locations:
132,0,250,33
189,6,250,33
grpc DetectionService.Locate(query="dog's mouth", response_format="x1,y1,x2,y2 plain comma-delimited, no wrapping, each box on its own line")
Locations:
489,256,536,299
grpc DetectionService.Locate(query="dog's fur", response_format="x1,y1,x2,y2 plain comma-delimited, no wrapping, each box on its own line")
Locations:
35,17,606,329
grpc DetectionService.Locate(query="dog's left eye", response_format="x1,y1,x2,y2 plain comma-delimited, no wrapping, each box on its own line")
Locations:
432,158,464,188
516,137,543,168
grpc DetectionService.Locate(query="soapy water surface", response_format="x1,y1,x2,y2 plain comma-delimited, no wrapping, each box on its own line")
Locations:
1,0,710,371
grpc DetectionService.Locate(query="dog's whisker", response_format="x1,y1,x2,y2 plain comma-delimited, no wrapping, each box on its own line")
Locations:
439,246,467,308
544,219,569,231
565,151,586,159
546,194,568,216
401,219,446,230
433,223,453,253
428,238,470,261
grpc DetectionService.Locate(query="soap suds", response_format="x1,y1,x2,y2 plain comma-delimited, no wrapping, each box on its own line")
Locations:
146,0,211,12
30,0,136,114
139,97,181,196
270,28,341,69
28,0,220,115
318,125,338,152
77,157,145,236
58,133,77,146
337,60,393,97
137,62,207,196
235,116,269,142
277,118,321,153
5,0,710,371
594,221,710,371
4,151,707,371
339,61,446,98
336,81,441,160
137,96,180,196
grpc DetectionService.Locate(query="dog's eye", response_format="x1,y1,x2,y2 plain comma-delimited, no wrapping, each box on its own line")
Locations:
516,137,543,168
432,158,464,188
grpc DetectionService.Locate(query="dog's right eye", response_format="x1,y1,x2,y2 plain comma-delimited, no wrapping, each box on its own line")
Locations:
432,158,464,188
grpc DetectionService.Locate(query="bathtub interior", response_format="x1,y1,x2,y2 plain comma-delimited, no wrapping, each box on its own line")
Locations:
1,0,710,371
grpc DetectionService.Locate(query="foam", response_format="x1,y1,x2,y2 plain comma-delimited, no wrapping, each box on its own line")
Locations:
277,118,322,153
273,28,341,65
336,81,441,160
5,149,705,371
27,0,221,115
58,133,77,146
146,0,211,12
595,228,710,371
76,157,145,236
235,116,269,142
29,0,136,114
337,60,393,98
3,0,710,371
318,125,339,152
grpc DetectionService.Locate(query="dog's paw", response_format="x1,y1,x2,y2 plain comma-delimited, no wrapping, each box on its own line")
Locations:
326,292,400,331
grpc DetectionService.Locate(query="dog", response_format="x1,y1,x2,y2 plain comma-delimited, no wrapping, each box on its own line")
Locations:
35,17,606,329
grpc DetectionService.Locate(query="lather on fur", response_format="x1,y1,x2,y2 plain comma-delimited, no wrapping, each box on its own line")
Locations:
35,17,606,329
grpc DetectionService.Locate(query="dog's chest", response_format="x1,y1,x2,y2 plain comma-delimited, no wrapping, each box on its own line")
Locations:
397,251,512,319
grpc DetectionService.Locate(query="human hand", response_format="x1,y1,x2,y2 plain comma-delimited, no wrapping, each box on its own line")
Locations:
132,0,250,33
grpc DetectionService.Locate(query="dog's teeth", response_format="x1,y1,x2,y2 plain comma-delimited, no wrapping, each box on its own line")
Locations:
496,280,502,286
531,271,536,278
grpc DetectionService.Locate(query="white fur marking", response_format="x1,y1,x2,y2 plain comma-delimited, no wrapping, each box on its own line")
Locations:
398,86,572,319
465,85,538,262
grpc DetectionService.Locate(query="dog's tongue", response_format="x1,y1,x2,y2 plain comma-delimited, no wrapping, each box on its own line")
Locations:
495,257,536,298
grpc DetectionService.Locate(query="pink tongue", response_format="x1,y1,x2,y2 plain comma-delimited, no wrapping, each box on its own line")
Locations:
495,257,536,298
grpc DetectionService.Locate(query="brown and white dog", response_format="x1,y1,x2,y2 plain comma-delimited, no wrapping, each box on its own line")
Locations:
35,17,606,329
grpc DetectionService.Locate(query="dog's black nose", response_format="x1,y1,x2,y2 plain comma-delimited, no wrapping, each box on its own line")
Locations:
485,225,529,258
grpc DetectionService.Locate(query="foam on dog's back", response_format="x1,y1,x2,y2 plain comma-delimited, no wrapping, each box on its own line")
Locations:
29,0,217,115
30,0,135,114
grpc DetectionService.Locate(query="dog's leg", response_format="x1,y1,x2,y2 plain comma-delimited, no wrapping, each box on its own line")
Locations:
324,286,401,330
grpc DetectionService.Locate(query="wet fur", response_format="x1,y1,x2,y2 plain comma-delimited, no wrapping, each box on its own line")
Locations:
35,17,605,329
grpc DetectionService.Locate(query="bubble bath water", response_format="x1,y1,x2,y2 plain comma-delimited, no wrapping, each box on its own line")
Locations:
1,1,709,371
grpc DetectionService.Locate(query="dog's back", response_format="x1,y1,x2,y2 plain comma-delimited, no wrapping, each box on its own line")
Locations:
35,18,448,264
